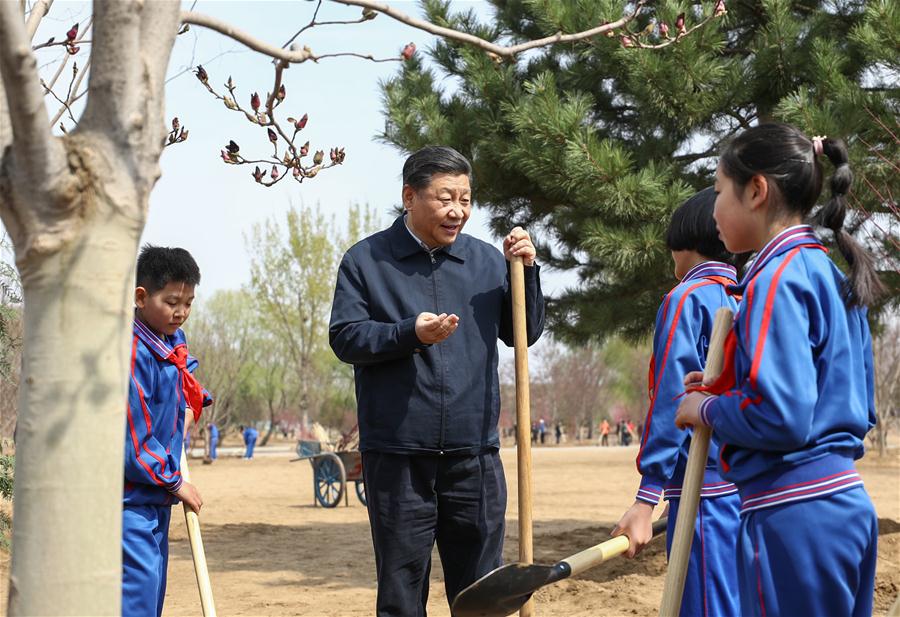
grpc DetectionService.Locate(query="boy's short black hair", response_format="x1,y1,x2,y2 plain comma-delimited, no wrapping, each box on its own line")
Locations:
666,187,734,264
136,245,201,293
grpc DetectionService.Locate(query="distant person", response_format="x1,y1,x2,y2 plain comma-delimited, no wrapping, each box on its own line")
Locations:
675,126,880,616
207,422,219,460
612,187,741,616
538,418,547,444
329,145,545,616
242,425,259,460
600,419,610,447
123,245,212,616
554,422,562,445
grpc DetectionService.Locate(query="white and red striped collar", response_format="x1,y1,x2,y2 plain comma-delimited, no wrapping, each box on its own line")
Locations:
133,317,175,360
732,225,822,294
682,260,738,283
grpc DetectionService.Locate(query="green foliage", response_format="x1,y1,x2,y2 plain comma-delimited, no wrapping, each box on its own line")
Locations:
0,235,22,377
381,0,899,341
0,450,12,551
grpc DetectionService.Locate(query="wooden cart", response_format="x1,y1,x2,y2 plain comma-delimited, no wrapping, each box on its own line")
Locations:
293,440,366,508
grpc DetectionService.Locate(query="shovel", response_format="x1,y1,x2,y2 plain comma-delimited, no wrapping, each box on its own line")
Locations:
452,517,668,617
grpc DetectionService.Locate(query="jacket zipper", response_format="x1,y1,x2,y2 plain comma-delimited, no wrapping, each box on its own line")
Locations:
429,251,446,452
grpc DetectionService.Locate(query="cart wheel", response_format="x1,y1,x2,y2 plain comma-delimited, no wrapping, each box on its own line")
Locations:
314,453,346,508
355,480,367,506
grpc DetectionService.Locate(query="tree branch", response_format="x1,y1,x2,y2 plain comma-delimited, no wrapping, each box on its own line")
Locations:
24,0,53,39
0,0,65,181
185,1,644,63
181,11,315,63
332,0,645,58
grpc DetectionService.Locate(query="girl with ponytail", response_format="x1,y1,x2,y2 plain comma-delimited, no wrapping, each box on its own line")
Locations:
674,123,880,617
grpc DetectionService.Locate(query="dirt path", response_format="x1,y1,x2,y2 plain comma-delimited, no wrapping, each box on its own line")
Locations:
155,445,900,616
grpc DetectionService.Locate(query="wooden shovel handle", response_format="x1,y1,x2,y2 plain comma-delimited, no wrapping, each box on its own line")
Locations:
180,451,217,617
659,308,733,616
511,256,534,617
564,518,669,577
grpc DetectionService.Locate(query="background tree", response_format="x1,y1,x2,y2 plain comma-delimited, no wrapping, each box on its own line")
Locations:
872,314,900,457
0,1,714,611
381,0,899,342
186,289,261,449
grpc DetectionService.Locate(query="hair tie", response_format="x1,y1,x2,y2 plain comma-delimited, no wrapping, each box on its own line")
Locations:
812,135,826,157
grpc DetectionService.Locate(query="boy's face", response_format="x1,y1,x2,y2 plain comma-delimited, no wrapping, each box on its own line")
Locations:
135,281,195,337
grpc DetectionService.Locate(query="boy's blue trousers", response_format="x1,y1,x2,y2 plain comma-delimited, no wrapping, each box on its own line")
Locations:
736,487,877,617
666,494,741,617
122,504,172,617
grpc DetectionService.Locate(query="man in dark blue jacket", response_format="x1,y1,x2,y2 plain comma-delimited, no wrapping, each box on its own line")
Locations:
329,146,544,616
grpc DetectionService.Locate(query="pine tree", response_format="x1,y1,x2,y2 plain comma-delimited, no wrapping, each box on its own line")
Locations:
381,0,899,341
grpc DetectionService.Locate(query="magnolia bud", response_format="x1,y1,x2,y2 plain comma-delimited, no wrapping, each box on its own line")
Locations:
221,150,232,163
659,22,670,37
271,165,280,181
313,150,324,165
300,141,310,157
277,84,286,101
675,13,686,35
195,65,209,84
714,0,727,17
226,76,235,90
620,35,634,48
268,128,278,144
251,92,261,111
172,117,180,132
293,166,302,178
401,42,416,60
362,7,377,20
226,140,240,154
253,166,263,182
66,23,78,42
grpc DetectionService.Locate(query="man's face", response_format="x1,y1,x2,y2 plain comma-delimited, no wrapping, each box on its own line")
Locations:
403,173,472,248
135,281,195,337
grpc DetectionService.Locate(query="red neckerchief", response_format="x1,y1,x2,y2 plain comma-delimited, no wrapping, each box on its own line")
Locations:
169,344,205,423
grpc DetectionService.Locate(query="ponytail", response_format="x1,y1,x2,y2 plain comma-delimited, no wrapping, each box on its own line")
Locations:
813,138,884,307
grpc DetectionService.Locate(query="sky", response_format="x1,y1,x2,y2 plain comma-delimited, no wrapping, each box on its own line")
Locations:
20,0,571,359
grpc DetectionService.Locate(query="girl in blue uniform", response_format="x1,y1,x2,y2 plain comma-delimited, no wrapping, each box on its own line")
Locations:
676,123,881,617
613,187,741,617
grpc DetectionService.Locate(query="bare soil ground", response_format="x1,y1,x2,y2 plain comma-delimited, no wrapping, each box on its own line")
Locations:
1,444,897,616
161,444,899,616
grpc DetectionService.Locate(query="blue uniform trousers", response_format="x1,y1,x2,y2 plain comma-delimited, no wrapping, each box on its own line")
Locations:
244,436,257,459
209,436,218,460
737,487,877,617
362,450,507,617
666,494,741,617
122,504,172,617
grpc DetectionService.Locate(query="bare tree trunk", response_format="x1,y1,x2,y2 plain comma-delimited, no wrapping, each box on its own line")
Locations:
0,2,180,613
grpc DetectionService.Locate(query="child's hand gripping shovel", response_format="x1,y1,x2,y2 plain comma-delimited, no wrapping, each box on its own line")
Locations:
659,307,733,616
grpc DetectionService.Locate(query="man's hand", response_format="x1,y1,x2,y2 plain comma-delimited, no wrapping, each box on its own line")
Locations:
503,227,536,266
175,481,203,514
415,312,460,345
611,500,655,558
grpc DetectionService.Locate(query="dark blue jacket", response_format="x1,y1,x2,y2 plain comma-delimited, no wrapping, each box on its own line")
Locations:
329,216,545,454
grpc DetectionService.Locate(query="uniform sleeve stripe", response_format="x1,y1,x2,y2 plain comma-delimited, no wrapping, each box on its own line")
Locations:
127,336,179,486
636,280,716,469
749,248,801,390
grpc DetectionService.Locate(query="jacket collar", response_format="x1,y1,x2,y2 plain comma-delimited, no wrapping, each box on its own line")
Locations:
389,215,467,262
729,225,824,295
682,260,738,284
133,316,186,361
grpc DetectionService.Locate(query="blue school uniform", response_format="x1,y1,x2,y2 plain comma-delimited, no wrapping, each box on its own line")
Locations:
243,426,259,459
698,225,877,617
208,423,219,460
635,261,741,617
123,318,211,617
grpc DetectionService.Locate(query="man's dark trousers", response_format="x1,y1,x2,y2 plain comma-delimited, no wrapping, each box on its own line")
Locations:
362,451,507,617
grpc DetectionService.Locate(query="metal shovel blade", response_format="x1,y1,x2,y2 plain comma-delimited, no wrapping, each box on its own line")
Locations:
451,561,570,617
